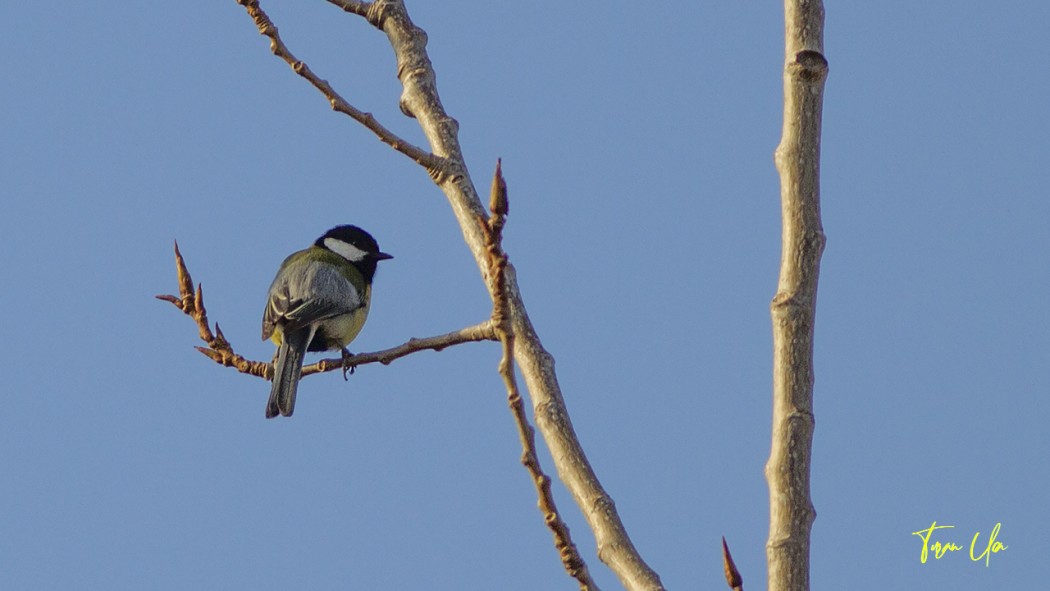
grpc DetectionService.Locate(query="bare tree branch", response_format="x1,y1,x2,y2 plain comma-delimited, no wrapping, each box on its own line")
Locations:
157,241,497,380
156,241,272,379
304,321,497,377
766,1,828,590
234,0,446,175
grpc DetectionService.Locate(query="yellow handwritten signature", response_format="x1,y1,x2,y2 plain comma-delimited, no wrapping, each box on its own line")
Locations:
911,521,1007,566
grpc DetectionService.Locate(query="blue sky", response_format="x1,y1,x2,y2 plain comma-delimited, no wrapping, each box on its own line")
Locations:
2,1,1046,589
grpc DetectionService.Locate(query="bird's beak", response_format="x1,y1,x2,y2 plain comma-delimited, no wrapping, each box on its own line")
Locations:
374,252,394,261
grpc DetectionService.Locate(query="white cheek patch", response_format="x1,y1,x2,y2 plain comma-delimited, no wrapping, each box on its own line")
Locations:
324,237,369,262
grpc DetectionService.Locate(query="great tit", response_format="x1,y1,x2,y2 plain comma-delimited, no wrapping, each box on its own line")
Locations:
261,225,392,418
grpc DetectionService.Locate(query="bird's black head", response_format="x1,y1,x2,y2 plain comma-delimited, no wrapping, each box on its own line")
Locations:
315,225,393,281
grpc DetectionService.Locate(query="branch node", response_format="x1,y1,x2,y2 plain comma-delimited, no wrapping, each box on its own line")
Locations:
791,49,829,82
364,0,388,28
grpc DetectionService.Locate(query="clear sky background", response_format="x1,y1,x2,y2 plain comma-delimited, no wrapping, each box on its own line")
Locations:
1,1,1046,589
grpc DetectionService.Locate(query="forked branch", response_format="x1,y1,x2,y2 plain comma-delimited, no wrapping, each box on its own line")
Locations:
156,241,271,379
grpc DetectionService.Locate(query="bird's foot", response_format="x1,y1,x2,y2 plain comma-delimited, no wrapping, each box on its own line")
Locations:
341,348,356,381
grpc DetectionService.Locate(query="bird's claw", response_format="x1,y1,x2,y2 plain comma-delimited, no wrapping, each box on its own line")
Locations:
341,348,356,381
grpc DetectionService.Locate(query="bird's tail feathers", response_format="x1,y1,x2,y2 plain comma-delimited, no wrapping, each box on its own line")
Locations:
266,328,312,418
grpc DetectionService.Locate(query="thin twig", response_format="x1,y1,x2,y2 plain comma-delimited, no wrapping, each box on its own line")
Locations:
304,321,497,376
157,241,497,380
485,162,597,591
156,241,272,379
233,0,447,176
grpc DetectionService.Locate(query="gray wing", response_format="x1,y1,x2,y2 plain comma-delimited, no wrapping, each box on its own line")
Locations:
262,261,363,340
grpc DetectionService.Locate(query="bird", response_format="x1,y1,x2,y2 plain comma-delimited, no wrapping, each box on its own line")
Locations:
261,225,392,418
